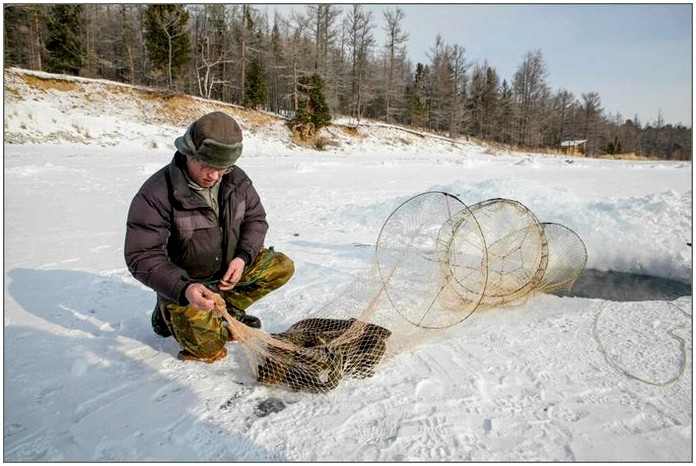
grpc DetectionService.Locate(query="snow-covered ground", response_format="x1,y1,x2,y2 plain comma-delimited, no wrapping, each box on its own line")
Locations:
3,69,692,461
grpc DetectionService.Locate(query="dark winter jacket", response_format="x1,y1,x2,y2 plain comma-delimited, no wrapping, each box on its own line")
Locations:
124,152,268,305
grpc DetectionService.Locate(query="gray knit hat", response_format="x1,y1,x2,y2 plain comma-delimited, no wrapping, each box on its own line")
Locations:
175,111,243,168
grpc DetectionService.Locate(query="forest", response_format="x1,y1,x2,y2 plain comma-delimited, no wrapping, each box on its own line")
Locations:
4,4,691,160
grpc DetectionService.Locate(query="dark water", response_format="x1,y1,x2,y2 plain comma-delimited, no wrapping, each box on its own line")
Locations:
562,269,692,302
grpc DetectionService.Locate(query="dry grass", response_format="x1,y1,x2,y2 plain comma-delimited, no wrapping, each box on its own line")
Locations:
596,152,656,161
244,110,280,127
290,130,313,147
338,125,359,137
19,74,80,93
4,86,23,99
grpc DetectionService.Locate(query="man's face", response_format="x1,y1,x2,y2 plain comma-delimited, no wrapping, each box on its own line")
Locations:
186,157,232,188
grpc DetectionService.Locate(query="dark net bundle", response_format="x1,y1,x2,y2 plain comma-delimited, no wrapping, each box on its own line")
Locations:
222,192,587,393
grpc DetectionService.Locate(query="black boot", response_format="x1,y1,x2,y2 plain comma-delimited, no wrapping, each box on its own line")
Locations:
151,304,172,337
225,303,262,329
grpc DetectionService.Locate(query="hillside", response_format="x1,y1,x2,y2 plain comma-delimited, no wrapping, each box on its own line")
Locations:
3,67,478,155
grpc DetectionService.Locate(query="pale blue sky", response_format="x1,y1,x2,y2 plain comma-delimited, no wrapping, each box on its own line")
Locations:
262,3,692,126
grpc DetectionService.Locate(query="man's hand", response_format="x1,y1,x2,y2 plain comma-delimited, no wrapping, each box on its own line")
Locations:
185,283,217,311
218,257,246,291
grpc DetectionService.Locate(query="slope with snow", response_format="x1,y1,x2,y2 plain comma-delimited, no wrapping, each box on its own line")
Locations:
3,69,692,462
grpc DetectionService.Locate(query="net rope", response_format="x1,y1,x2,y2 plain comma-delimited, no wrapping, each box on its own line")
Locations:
219,192,588,393
593,300,691,386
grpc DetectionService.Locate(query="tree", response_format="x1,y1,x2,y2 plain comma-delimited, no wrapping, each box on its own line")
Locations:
382,7,409,123
191,5,235,100
653,110,665,157
292,74,332,141
553,89,576,146
512,49,550,147
445,44,468,138
144,5,191,88
427,36,468,137
266,21,286,112
404,63,429,127
116,5,138,83
481,65,501,139
467,63,486,137
244,55,268,109
580,91,602,156
45,4,86,75
498,79,515,144
308,4,341,75
344,5,375,122
4,5,46,71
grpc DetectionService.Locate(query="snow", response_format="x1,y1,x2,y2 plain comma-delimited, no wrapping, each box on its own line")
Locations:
3,69,693,462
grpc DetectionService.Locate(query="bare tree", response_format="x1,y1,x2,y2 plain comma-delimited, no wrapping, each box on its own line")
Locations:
581,91,602,156
427,36,468,137
512,49,549,147
553,88,576,145
382,7,409,123
281,9,315,114
307,4,341,75
445,44,468,138
344,4,375,122
191,5,236,100
118,5,137,83
653,109,665,157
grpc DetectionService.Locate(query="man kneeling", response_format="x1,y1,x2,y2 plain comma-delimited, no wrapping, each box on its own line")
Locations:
125,111,294,362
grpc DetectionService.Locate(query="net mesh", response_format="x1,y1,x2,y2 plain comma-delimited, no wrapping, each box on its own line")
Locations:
216,192,587,393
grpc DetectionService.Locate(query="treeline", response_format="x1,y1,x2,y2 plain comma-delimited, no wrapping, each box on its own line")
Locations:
4,4,691,159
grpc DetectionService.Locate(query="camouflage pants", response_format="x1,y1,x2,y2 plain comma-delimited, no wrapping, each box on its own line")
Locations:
160,248,294,358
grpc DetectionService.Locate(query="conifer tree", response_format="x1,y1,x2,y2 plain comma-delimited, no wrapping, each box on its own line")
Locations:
404,63,429,127
292,74,331,140
45,4,86,75
244,56,268,109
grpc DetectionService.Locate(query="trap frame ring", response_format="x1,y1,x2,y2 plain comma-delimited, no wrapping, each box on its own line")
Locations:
467,198,549,303
537,222,588,294
374,191,489,329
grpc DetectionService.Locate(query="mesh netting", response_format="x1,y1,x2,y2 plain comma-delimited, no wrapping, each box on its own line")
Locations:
216,192,587,393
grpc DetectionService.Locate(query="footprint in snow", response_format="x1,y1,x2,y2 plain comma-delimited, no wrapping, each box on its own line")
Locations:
254,397,286,417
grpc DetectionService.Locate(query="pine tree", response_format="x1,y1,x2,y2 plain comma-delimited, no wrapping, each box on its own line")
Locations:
4,5,45,69
498,79,515,144
482,65,501,139
144,5,191,88
406,63,429,128
45,4,86,75
244,56,268,109
292,74,331,140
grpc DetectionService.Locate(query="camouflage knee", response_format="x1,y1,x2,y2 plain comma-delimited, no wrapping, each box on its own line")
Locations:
166,303,228,358
224,249,295,310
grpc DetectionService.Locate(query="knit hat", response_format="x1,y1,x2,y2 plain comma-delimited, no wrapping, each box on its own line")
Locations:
175,112,243,168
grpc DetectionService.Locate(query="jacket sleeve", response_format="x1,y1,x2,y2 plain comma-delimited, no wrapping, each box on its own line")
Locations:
124,186,191,304
235,181,269,265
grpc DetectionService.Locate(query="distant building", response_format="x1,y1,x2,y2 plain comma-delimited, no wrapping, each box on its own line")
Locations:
560,139,587,156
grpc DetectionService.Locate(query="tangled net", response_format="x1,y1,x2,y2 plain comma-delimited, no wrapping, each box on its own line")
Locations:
222,192,587,393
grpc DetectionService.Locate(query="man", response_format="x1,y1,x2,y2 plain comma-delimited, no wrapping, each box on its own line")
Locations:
125,111,294,363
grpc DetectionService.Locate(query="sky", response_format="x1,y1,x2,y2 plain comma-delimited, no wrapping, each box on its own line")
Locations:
260,3,692,127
